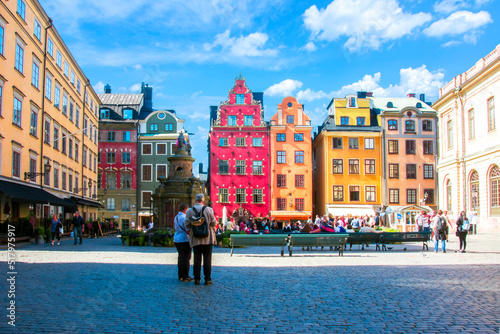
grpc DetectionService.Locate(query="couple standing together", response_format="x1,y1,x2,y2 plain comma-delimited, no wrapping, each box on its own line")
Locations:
173,194,217,286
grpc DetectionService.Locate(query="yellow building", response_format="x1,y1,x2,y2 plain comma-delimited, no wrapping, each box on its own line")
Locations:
313,92,382,218
0,0,100,227
269,96,313,226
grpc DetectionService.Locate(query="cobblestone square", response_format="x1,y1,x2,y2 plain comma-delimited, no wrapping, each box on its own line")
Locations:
1,233,499,333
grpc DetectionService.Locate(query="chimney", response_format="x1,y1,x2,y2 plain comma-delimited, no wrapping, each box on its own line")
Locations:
366,92,373,97
199,163,204,174
407,93,416,98
104,84,111,94
357,91,367,98
419,93,425,102
141,82,153,111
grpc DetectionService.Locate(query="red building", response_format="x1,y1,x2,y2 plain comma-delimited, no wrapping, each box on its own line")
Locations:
208,75,270,223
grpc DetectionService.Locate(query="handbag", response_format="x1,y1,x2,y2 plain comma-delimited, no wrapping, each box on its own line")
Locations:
59,227,64,234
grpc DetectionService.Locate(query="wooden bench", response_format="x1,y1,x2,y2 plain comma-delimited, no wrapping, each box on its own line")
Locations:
346,232,431,251
230,234,289,256
289,234,349,256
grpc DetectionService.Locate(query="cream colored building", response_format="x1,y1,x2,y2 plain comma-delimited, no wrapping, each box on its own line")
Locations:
434,44,500,232
0,0,100,225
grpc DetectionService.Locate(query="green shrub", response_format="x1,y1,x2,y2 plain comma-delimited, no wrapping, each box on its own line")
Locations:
152,229,174,247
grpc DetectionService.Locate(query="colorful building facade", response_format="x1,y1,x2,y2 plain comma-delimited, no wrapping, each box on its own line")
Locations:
434,44,500,232
208,75,269,223
313,93,382,218
0,0,100,225
269,97,313,225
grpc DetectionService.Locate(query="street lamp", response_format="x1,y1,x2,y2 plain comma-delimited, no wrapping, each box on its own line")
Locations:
24,161,51,180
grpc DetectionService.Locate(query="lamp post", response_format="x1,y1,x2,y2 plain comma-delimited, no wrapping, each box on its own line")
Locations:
150,197,153,225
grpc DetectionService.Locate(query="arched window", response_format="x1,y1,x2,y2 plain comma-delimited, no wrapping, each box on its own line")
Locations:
446,180,452,212
490,166,500,214
470,171,479,213
416,102,422,108
387,102,394,108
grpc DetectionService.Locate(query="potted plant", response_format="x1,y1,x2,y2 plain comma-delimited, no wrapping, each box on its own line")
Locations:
36,226,45,244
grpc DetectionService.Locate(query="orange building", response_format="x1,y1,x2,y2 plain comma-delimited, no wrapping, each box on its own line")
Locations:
313,93,383,218
269,97,313,226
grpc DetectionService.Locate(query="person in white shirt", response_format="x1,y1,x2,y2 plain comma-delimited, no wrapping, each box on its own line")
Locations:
174,203,192,282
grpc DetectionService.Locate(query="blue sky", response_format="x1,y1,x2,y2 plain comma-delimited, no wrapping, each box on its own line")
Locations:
40,0,499,173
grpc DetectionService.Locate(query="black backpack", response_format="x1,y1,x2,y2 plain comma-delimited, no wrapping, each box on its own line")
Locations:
437,217,446,233
189,206,208,238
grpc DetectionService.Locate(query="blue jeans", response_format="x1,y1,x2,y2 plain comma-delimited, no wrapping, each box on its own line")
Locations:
435,239,445,252
74,227,83,245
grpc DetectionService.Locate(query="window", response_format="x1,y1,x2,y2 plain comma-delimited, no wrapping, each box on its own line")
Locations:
107,198,115,211
348,97,356,107
0,82,3,117
47,38,54,57
71,70,75,85
122,152,131,164
236,189,246,203
142,192,152,208
235,160,245,175
30,110,38,137
348,138,359,149
295,198,304,211
54,85,60,108
422,120,432,131
332,159,343,174
423,189,435,205
44,161,50,185
291,133,303,142
142,165,152,181
13,97,22,127
150,123,158,132
61,131,67,154
142,143,152,155
157,165,167,179
287,115,294,124
244,115,253,126
488,97,495,131
219,189,229,203
405,120,415,132
83,117,88,136
277,151,286,164
17,0,26,20
333,186,343,201
155,143,165,155
29,158,36,182
12,151,21,177
122,198,131,212
219,137,228,146
365,186,376,202
294,151,304,163
122,131,131,142
406,140,416,154
349,159,359,174
82,147,87,166
32,60,40,88
389,164,399,179
357,117,365,125
53,126,59,150
62,94,68,116
340,117,349,125
349,186,360,201
423,141,433,155
364,138,374,149
75,107,80,128
121,173,131,189
468,109,475,139
56,51,62,68
276,134,286,142
388,119,398,130
107,152,115,164
34,19,41,40
277,174,286,187
0,24,3,56
491,166,500,208
253,137,262,146
447,120,453,148
68,173,72,192
123,109,133,119
295,174,304,188
68,137,73,158
76,79,81,94
252,189,264,203
45,74,52,100
236,94,244,104
75,142,79,161
332,138,342,149
44,119,51,144
219,160,229,174
252,161,263,175
407,189,417,204
69,100,74,122
235,137,245,146
107,131,116,142
61,171,66,190
53,168,59,189
165,123,173,131
365,159,375,174
15,43,24,73
388,140,398,154
227,116,237,126
277,198,286,211
389,189,399,204
100,109,110,119
64,62,69,77
406,164,417,179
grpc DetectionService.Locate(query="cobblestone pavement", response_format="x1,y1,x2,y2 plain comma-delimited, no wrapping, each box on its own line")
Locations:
1,233,499,333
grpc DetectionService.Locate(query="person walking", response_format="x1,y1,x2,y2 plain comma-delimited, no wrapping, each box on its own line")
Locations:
185,194,217,286
174,203,193,282
433,210,447,253
455,211,469,253
50,214,62,246
72,211,84,245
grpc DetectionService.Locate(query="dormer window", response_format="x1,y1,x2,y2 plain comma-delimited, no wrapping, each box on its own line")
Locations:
416,102,422,108
123,109,133,119
150,123,158,132
348,96,356,107
236,94,245,104
387,101,394,108
100,109,110,119
405,120,415,132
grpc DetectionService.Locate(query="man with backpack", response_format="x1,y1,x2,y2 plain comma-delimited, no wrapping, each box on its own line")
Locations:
185,193,217,286
433,210,448,253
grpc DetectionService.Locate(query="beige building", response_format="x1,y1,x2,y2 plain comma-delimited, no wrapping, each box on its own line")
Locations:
434,44,500,232
0,0,100,226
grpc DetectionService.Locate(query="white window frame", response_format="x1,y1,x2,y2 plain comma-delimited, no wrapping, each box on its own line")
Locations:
142,143,153,155
156,164,167,180
142,164,153,182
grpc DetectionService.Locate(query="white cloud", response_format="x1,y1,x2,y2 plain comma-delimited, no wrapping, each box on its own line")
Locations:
130,83,142,93
434,0,492,13
93,81,105,94
303,0,432,52
424,11,492,37
300,41,317,52
297,89,330,102
204,30,279,57
264,79,303,97
441,40,462,47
